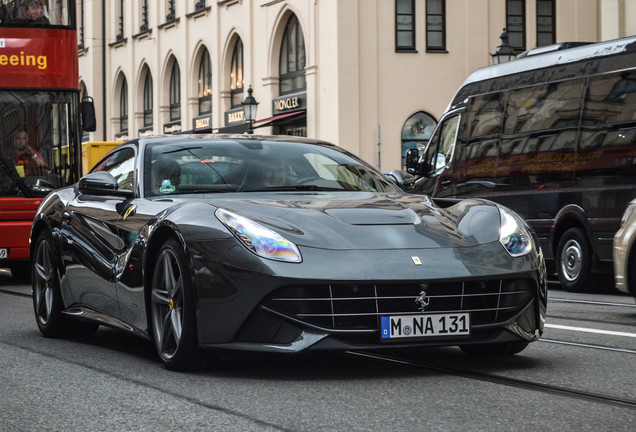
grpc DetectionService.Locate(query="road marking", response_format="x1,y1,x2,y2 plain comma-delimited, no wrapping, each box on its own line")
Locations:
546,323,636,338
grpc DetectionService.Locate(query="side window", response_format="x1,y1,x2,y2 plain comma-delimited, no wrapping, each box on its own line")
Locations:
461,92,505,185
579,70,636,179
94,148,136,191
500,79,584,187
420,115,459,173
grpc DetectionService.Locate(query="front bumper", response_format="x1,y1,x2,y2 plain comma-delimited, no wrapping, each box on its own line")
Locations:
190,239,547,352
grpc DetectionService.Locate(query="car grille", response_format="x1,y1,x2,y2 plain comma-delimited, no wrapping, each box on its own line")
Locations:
262,279,535,331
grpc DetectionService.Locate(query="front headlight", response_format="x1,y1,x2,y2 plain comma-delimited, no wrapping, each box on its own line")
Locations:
215,208,302,262
498,206,533,257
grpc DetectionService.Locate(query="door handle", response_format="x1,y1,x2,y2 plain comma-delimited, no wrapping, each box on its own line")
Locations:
440,180,451,188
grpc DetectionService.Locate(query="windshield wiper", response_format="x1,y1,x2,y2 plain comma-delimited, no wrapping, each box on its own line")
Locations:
241,185,344,192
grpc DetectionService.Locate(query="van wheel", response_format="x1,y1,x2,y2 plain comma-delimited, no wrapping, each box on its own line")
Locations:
556,227,594,292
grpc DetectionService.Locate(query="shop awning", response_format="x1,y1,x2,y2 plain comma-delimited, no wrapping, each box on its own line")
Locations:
253,110,306,129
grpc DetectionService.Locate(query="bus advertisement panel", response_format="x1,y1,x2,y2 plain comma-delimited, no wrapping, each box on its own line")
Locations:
0,0,89,278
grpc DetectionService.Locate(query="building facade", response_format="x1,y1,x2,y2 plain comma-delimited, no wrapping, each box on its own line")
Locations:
78,0,636,172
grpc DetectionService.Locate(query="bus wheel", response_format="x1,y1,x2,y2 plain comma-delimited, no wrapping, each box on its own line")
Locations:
556,227,594,292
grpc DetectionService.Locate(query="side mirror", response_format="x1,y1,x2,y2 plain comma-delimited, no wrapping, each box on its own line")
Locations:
404,148,420,174
79,171,133,198
81,96,97,132
388,170,416,189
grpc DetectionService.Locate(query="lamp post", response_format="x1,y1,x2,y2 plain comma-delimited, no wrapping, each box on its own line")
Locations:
241,85,259,134
491,28,516,65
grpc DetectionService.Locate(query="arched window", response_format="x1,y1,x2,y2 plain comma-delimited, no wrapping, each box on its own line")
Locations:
230,39,244,108
198,49,212,114
401,111,436,167
169,62,181,121
143,72,153,127
279,15,306,95
120,78,128,133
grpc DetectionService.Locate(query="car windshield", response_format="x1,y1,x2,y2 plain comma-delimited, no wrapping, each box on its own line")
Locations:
144,138,400,197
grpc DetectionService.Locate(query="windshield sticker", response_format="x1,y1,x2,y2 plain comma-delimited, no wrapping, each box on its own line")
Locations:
159,184,175,193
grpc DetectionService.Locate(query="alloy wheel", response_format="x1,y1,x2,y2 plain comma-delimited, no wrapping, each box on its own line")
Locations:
151,248,185,361
33,237,55,326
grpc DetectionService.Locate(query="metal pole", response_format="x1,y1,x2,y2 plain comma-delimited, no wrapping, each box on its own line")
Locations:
377,125,381,171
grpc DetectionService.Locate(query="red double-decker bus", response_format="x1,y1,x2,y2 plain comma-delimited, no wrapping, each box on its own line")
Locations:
0,0,94,278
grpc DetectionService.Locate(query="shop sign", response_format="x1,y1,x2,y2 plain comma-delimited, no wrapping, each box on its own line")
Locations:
272,92,306,115
224,107,245,125
193,114,213,131
163,120,182,134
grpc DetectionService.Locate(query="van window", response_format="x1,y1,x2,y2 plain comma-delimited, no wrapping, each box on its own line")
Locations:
421,115,459,174
503,79,584,135
579,70,636,181
499,79,584,187
466,92,505,139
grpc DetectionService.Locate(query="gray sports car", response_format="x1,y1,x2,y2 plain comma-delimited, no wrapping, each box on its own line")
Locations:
31,135,547,370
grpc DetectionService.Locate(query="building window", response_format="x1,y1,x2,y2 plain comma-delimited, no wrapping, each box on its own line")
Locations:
195,0,206,12
506,0,525,53
279,15,306,95
230,39,244,108
78,0,85,50
426,0,445,52
395,0,415,52
143,73,153,127
198,49,212,114
140,0,149,32
166,0,176,21
169,62,181,121
120,78,128,133
536,0,555,47
116,0,125,42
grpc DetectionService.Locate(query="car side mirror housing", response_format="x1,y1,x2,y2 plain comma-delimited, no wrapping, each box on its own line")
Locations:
79,171,133,198
81,96,97,132
388,170,415,189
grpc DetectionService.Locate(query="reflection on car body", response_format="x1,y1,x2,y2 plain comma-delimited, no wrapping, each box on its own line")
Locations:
30,135,547,370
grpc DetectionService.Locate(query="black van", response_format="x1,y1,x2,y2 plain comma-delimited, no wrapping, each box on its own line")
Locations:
402,36,636,292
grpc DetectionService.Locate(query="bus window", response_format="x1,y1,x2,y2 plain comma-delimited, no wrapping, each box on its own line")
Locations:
4,0,72,28
0,90,77,196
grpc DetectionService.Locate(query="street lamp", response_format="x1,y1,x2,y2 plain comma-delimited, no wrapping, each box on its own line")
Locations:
491,28,516,65
241,85,259,134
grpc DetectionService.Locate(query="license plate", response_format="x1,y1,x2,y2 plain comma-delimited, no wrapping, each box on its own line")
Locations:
381,313,470,340
0,249,7,259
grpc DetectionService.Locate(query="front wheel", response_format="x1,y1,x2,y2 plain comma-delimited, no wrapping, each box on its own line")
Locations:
556,227,595,292
150,238,206,371
459,341,529,356
32,231,98,338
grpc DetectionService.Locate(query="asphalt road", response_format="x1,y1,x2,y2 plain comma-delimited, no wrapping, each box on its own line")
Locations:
0,268,634,431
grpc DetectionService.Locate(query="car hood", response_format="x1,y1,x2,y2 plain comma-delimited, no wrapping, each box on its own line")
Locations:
205,192,501,250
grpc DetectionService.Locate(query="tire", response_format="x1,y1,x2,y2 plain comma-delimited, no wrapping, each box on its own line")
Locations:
32,231,98,338
459,341,529,356
150,238,206,371
556,227,595,292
